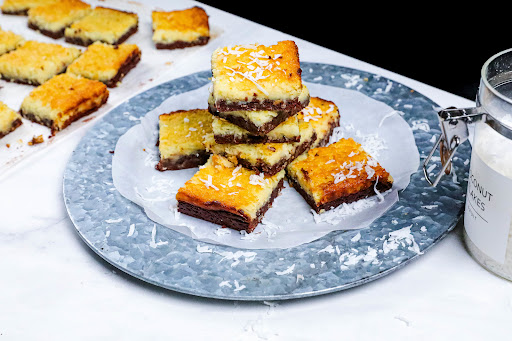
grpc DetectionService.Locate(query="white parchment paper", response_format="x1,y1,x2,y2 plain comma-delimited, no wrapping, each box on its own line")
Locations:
112,82,420,249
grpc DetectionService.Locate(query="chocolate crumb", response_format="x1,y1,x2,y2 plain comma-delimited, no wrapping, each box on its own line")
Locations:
28,135,44,146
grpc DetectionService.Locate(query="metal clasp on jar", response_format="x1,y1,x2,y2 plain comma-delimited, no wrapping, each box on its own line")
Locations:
423,107,483,186
424,106,512,186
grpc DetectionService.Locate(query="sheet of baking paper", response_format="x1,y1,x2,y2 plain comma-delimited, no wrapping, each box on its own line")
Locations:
0,0,227,180
112,82,420,249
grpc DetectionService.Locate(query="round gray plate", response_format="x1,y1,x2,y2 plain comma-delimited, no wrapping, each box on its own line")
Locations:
63,62,470,301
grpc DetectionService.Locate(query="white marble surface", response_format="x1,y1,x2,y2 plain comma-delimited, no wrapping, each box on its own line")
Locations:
1,0,511,340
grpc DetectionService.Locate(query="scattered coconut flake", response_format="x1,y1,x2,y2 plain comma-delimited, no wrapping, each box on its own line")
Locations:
275,264,295,275
318,245,335,254
383,224,422,255
421,205,438,210
149,224,168,248
233,280,246,292
127,224,135,237
105,218,123,223
199,174,219,191
196,244,213,253
219,280,232,288
351,232,361,242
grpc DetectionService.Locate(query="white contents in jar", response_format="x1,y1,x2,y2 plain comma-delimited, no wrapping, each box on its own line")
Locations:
464,118,512,281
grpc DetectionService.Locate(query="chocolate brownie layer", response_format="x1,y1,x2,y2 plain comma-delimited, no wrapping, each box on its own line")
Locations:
1,9,28,15
28,21,65,39
0,118,22,139
177,178,284,233
287,175,393,213
208,106,296,136
155,36,209,50
155,150,210,171
213,96,309,114
104,47,141,87
214,134,300,145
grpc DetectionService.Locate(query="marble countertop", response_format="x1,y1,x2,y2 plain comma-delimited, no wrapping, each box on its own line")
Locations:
1,0,511,340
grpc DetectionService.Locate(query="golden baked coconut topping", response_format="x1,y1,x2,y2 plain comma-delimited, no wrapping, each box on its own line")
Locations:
176,154,285,219
0,27,24,55
158,109,213,157
28,0,91,26
65,6,138,43
67,42,140,81
22,73,108,114
288,138,393,205
152,6,209,35
211,40,302,101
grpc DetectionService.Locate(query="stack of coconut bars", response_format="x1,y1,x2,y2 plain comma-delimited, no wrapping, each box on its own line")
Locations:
171,40,341,233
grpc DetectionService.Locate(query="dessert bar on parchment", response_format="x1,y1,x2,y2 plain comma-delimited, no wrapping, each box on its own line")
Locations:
212,114,300,144
27,0,91,39
67,41,141,87
0,101,23,139
20,73,109,134
286,138,394,213
156,109,213,171
176,154,285,233
64,6,138,46
209,40,309,113
1,0,57,15
0,40,81,85
0,26,24,55
152,6,209,50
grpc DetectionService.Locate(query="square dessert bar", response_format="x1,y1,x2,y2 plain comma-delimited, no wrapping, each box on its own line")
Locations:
0,40,81,85
210,40,309,113
213,114,300,144
156,109,213,171
0,101,23,139
152,6,209,50
0,27,24,55
207,85,309,135
299,97,340,148
64,6,138,46
176,154,285,233
28,0,92,39
20,73,109,134
287,138,394,213
67,42,141,87
1,0,57,15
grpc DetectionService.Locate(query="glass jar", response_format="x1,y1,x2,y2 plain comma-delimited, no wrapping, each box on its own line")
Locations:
424,48,512,281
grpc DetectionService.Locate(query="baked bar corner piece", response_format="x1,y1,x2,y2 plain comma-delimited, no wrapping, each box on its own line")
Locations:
210,40,309,113
152,6,209,50
67,41,141,87
64,6,139,46
27,0,92,39
0,101,23,139
286,138,394,213
1,0,58,15
20,73,109,134
0,40,81,85
156,109,213,171
299,97,340,148
176,154,285,233
0,27,24,55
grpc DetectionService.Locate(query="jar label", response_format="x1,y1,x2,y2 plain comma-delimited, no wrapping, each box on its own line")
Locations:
464,150,512,264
